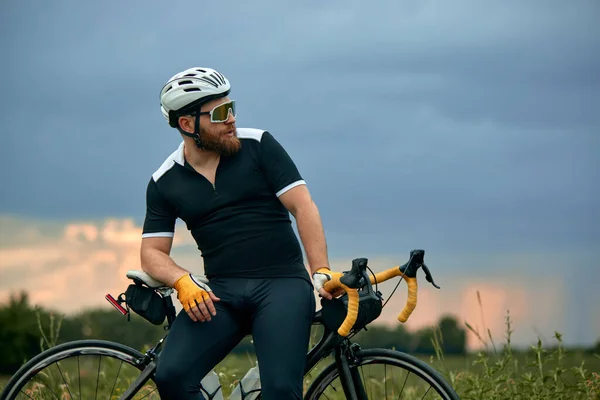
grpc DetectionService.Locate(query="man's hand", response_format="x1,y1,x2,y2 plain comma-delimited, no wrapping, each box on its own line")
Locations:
173,274,221,322
312,267,345,300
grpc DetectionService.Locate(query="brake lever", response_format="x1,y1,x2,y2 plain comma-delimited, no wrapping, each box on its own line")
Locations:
421,263,440,289
340,258,368,288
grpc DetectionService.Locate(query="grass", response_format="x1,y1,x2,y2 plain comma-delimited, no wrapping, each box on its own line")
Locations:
427,294,600,400
0,295,598,399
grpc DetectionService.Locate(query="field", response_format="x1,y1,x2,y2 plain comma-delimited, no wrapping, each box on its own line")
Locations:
216,348,600,399
1,342,598,399
1,306,598,398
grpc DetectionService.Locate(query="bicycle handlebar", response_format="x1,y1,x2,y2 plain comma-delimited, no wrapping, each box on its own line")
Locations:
322,249,441,337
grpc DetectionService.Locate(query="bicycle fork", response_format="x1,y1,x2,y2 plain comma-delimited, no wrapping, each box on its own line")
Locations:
334,342,368,400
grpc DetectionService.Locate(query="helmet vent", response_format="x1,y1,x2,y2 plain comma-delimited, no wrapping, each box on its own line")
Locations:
197,76,219,88
212,72,225,85
178,80,194,85
183,88,201,92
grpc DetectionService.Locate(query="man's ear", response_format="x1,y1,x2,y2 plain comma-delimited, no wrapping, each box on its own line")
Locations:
178,116,195,133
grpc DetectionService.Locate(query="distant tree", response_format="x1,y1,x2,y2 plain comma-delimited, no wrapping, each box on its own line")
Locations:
61,308,166,351
414,326,437,354
438,315,467,355
354,324,414,352
0,292,52,374
354,324,396,349
410,315,467,355
0,293,169,374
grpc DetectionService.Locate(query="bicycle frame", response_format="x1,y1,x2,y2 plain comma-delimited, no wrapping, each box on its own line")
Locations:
307,326,371,400
295,313,376,400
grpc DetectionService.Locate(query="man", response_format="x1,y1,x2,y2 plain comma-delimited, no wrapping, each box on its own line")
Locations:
140,67,342,399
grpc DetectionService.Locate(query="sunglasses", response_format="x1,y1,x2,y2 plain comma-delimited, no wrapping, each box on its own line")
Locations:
198,100,237,123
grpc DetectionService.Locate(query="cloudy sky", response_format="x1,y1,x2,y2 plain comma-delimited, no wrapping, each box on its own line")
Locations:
1,0,598,349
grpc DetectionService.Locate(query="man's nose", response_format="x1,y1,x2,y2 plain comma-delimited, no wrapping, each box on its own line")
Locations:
225,108,236,124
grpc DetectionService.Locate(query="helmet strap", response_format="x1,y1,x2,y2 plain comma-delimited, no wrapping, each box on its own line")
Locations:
177,109,205,149
192,108,204,149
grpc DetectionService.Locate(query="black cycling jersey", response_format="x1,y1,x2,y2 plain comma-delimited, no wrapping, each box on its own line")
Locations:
142,128,309,282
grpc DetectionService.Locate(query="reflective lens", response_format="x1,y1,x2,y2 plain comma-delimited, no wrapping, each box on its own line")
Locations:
210,100,236,122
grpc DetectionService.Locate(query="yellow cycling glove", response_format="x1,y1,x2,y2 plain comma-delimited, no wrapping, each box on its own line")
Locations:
173,273,213,312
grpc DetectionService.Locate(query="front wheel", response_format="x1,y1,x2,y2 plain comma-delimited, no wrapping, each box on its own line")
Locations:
305,348,460,400
0,339,160,400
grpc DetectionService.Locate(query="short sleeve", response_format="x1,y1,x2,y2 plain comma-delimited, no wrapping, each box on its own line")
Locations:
142,178,177,238
259,131,306,197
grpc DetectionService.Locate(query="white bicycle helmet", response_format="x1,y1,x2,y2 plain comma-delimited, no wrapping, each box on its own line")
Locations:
160,67,231,128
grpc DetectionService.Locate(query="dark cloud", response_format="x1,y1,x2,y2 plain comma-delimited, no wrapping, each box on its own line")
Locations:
1,0,598,258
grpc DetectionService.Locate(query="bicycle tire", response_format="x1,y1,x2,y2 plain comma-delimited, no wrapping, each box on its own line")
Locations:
0,339,157,400
305,348,460,400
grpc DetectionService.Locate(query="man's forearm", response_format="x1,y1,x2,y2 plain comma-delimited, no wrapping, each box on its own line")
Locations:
294,202,330,274
141,248,190,287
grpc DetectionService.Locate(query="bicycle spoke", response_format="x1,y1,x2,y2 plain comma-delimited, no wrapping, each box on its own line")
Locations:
368,364,372,400
27,373,61,400
398,371,410,400
359,364,367,398
78,356,81,400
17,389,35,400
139,387,159,399
398,370,409,399
95,355,101,400
55,360,75,400
420,385,432,399
325,381,339,399
384,364,387,399
392,364,395,399
109,360,124,399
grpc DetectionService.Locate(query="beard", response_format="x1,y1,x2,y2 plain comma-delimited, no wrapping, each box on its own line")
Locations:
199,126,241,156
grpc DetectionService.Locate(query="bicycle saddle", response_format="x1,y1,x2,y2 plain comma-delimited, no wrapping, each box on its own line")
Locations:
126,270,209,289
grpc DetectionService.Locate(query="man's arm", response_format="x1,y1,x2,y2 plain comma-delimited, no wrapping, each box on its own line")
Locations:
278,184,329,275
256,131,339,298
140,236,190,287
279,185,341,300
140,177,189,285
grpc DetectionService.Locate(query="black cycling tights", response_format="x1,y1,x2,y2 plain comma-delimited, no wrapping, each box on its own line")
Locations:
154,276,316,399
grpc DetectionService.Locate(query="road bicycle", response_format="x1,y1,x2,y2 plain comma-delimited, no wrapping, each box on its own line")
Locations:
1,249,460,399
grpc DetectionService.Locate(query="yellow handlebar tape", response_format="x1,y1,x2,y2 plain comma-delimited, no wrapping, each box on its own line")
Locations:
398,276,418,322
369,268,398,283
370,269,419,322
323,279,359,337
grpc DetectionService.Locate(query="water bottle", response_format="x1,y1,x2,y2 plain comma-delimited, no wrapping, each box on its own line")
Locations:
199,369,224,400
229,364,261,400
